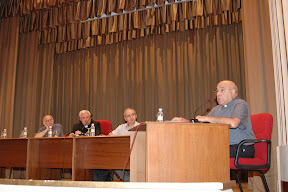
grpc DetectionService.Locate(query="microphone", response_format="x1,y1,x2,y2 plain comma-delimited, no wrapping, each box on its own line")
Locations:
80,125,88,135
190,99,211,123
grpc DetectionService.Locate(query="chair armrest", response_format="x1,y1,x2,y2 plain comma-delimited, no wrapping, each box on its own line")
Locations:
235,139,271,169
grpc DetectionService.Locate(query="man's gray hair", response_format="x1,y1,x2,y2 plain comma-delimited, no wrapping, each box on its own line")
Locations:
79,110,91,117
123,108,136,117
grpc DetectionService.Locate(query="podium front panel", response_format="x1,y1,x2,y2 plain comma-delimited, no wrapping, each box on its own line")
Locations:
130,122,230,182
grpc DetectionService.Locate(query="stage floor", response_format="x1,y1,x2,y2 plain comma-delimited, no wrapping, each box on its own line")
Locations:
0,179,236,192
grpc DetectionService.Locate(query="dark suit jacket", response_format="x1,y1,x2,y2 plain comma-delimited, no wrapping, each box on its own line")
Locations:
71,119,101,135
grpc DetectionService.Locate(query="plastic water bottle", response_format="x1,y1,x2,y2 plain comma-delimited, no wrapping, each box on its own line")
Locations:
2,129,7,138
157,108,164,122
90,123,95,136
48,126,53,137
84,125,90,136
54,130,59,137
23,127,28,138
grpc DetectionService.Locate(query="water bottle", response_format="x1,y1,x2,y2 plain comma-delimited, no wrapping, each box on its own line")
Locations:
54,130,59,137
90,123,95,136
2,129,7,138
48,126,53,137
157,108,164,122
23,127,28,138
84,125,90,136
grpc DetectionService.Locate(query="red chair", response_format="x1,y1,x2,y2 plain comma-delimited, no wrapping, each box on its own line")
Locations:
230,113,273,192
95,120,112,135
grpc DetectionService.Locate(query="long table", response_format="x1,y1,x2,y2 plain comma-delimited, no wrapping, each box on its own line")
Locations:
0,138,28,178
0,122,230,182
26,137,73,180
0,136,130,180
73,136,130,181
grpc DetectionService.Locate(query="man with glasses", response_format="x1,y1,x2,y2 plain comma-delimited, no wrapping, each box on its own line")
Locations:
172,80,256,158
109,108,139,182
109,108,139,136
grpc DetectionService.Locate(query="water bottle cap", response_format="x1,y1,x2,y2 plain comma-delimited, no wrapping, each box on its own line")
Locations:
159,108,162,111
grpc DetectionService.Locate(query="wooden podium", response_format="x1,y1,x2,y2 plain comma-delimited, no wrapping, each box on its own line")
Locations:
130,122,230,182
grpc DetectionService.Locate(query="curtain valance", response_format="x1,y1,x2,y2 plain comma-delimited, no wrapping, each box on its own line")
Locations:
48,1,241,53
1,0,241,53
1,0,241,18
2,0,240,26
53,10,241,53
1,0,190,18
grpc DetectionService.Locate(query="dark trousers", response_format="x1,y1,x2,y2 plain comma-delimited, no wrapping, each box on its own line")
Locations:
92,169,111,181
230,144,255,158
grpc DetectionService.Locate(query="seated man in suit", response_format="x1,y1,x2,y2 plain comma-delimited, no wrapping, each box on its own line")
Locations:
68,110,101,136
109,108,140,182
35,115,63,137
172,80,256,158
69,110,111,181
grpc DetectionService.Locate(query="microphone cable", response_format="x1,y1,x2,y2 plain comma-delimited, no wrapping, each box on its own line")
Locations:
190,99,211,122
117,122,145,181
193,99,211,118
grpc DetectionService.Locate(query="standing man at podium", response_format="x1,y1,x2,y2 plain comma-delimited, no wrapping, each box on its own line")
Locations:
172,80,256,158
109,108,140,182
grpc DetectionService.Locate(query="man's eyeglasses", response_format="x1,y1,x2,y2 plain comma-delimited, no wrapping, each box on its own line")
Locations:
126,113,136,118
214,88,234,94
80,116,91,119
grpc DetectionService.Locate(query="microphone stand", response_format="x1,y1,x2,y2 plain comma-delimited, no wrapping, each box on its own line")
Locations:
190,99,210,123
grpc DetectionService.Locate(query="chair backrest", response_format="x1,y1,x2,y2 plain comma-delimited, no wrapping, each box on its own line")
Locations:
250,113,273,161
250,113,273,140
95,120,112,135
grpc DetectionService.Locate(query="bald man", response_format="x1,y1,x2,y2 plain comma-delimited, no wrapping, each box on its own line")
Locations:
35,115,63,137
173,80,256,158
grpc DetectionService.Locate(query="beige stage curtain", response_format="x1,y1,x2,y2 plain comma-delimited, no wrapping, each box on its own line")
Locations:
0,17,19,138
53,23,245,134
13,32,56,137
3,0,244,137
242,0,277,191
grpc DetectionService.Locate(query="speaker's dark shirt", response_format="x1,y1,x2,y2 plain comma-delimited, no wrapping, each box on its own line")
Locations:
70,119,101,135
